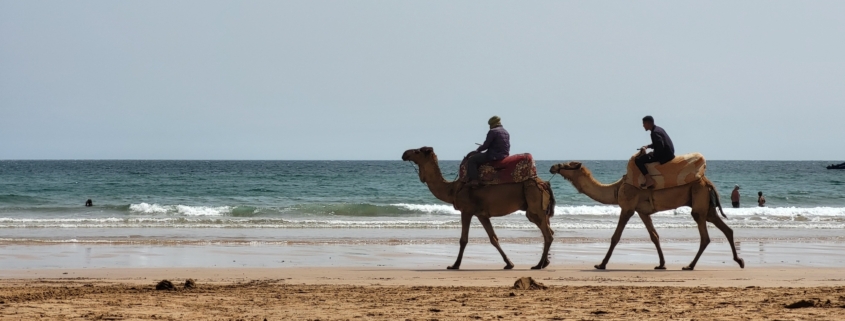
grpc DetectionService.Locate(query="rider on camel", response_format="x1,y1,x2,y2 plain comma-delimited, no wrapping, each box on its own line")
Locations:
636,115,675,189
467,116,510,186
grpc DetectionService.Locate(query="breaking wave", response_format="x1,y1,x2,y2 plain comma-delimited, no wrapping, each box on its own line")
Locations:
1,201,844,229
128,203,240,216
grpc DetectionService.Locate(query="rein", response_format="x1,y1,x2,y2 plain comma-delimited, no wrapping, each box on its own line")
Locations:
406,161,419,174
405,161,427,185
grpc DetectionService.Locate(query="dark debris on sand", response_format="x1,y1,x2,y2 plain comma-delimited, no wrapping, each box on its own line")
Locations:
155,280,175,291
513,277,547,290
784,299,837,309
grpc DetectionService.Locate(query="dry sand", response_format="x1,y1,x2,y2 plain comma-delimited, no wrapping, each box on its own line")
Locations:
2,266,845,320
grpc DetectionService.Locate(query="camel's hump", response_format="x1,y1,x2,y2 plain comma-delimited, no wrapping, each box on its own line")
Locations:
625,152,706,189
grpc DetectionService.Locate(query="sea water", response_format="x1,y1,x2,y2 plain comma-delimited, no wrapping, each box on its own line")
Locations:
1,160,843,238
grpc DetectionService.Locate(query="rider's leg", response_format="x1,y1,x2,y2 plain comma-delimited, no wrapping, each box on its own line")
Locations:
635,153,657,187
466,153,488,183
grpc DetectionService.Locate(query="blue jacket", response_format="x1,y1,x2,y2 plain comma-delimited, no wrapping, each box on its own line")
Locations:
476,126,510,161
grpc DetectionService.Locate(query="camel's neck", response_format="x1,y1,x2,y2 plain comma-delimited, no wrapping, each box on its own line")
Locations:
570,172,622,205
419,160,458,204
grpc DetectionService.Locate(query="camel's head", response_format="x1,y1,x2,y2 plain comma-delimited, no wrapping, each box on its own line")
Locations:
402,147,438,183
401,146,436,165
549,161,584,181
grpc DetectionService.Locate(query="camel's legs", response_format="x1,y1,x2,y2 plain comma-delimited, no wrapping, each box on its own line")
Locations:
447,212,473,270
529,211,554,270
706,207,745,268
477,216,514,269
595,209,635,270
639,213,666,270
525,212,539,224
683,209,711,270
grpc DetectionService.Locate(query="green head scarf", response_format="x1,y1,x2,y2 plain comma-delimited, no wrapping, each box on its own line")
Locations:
488,116,502,128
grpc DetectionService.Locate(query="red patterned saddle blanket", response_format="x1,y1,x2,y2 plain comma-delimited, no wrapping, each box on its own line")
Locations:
459,153,537,184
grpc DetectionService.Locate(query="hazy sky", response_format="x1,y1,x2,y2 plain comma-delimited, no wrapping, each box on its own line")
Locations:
2,1,843,160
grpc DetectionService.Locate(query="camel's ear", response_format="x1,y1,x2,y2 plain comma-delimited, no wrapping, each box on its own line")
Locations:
420,147,433,155
569,162,582,169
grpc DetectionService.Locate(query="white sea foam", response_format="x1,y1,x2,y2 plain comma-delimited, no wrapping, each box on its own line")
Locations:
4,204,845,229
2,216,845,229
551,206,845,217
554,205,622,215
390,203,845,221
129,203,170,214
129,203,230,216
174,205,230,216
394,203,628,216
124,203,845,219
720,206,845,217
392,203,625,216
392,203,460,215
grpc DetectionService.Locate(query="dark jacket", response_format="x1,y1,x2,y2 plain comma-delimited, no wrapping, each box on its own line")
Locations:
648,125,675,163
476,126,510,161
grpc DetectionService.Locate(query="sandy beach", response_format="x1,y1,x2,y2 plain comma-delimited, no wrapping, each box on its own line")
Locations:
3,236,845,320
2,266,845,320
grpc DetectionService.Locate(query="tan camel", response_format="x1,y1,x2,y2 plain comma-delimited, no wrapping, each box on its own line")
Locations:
402,147,556,269
549,162,744,270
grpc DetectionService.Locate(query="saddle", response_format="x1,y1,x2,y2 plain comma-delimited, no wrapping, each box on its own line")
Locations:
459,153,537,185
624,152,706,190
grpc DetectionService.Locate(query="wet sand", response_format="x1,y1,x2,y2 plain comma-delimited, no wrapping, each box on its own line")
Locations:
2,239,844,270
3,230,845,319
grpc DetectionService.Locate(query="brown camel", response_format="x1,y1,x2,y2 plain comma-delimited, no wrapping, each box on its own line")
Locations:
549,162,744,270
402,147,556,269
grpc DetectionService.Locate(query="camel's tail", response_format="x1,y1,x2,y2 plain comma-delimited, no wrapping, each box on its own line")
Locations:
704,178,727,219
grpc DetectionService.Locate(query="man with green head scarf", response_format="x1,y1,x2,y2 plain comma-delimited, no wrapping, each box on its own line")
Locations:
467,116,511,185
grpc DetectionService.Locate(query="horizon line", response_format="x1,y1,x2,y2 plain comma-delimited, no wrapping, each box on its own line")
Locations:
1,159,842,162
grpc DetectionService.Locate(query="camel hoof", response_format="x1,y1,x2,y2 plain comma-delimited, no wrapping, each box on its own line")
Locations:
542,260,551,269
530,265,542,270
594,264,606,270
682,266,694,271
447,265,460,270
736,258,745,269
504,264,514,270
654,266,666,270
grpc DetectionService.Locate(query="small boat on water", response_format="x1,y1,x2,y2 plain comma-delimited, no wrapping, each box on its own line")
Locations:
827,162,845,170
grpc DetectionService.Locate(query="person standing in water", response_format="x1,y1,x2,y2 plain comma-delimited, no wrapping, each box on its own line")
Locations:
757,192,766,207
731,185,741,208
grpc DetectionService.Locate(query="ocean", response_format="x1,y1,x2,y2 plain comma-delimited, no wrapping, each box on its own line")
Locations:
1,159,843,238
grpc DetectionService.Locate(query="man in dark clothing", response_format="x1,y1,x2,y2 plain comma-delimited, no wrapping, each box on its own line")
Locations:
731,185,741,208
467,115,510,185
635,115,675,188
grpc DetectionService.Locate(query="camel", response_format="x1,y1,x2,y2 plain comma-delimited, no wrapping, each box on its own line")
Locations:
402,147,556,269
549,161,744,270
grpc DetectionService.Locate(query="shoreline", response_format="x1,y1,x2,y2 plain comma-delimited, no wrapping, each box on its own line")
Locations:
2,238,844,270
3,265,845,288
3,235,845,246
3,227,844,243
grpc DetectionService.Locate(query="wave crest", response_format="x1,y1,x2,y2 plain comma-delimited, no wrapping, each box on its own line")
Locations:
128,203,238,216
